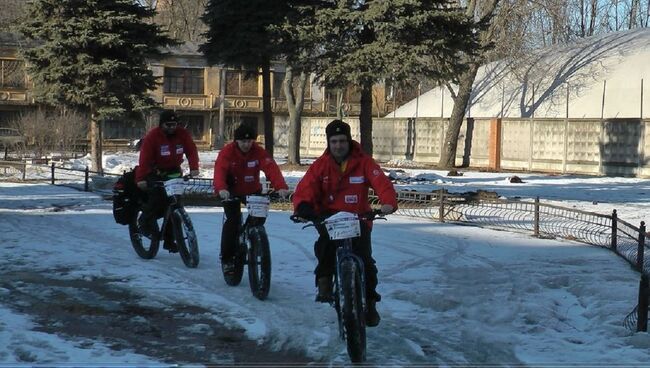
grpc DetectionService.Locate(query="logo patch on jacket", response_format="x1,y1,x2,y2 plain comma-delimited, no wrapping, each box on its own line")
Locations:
349,176,364,184
247,160,258,168
160,145,170,156
244,175,255,182
345,195,358,203
176,144,184,154
373,169,380,176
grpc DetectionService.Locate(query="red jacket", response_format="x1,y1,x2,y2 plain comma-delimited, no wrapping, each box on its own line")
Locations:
292,141,398,216
136,127,199,182
213,141,288,196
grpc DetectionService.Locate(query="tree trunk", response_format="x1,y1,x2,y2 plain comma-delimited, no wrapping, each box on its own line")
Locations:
336,89,344,119
438,63,479,168
580,0,586,37
90,106,103,174
216,68,226,148
589,0,597,35
283,66,307,165
630,0,640,28
359,80,373,155
261,60,274,156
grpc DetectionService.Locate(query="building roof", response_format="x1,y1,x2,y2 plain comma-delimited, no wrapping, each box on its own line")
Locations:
391,28,650,119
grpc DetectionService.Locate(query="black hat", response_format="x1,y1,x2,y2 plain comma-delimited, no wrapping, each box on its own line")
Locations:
234,124,256,140
159,110,179,126
326,119,351,141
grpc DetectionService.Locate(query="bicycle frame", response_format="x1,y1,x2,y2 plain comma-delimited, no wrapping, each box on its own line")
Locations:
221,196,268,246
157,194,182,242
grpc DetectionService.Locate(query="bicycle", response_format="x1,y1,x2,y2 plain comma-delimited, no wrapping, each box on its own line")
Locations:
129,177,210,268
221,193,276,300
291,209,386,363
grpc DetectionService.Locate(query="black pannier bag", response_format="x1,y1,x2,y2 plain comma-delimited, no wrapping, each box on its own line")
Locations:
112,168,140,225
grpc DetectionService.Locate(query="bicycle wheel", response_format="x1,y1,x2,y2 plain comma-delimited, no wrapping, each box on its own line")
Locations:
128,210,160,259
246,226,271,300
172,208,199,268
339,258,366,363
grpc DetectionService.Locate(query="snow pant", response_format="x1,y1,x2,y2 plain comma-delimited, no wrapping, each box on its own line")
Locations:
313,220,380,302
220,198,266,260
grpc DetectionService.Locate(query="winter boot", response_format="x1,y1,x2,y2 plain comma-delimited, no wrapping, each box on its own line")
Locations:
366,298,381,327
315,276,333,303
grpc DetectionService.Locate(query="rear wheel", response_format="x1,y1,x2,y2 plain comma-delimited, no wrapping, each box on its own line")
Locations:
172,208,199,268
128,210,160,259
247,226,271,300
339,258,366,363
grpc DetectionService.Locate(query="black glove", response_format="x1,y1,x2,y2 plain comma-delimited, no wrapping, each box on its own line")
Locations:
295,202,316,221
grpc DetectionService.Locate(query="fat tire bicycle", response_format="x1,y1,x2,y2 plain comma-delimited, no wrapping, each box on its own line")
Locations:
291,209,386,363
221,194,277,300
129,177,202,268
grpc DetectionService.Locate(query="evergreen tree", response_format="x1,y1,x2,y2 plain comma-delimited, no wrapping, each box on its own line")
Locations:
200,0,290,156
301,0,480,155
19,0,175,173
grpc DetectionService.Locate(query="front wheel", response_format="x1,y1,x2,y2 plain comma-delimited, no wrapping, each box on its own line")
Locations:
172,208,199,268
339,258,366,363
247,226,271,300
128,210,160,259
223,240,246,286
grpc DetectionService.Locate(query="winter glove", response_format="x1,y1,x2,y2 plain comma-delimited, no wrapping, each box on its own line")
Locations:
380,204,395,215
136,180,148,191
277,189,290,199
218,189,230,200
294,202,316,221
189,169,200,177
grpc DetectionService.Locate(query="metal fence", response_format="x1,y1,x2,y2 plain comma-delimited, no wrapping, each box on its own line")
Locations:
2,162,649,332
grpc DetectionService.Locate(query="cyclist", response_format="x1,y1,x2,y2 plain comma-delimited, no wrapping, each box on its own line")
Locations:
135,110,200,249
213,124,289,274
292,119,398,327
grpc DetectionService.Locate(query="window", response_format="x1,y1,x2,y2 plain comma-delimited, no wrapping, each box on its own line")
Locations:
163,68,204,94
224,70,259,96
273,72,285,99
182,115,204,140
0,59,26,89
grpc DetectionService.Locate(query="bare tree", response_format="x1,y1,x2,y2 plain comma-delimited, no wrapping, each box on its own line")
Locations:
154,0,208,42
0,0,27,28
283,67,308,165
439,0,501,168
10,108,88,159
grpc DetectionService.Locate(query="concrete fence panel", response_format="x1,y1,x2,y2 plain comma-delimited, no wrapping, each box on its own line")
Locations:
469,118,491,168
413,118,445,163
501,119,532,171
601,119,642,176
530,119,566,172
565,119,603,174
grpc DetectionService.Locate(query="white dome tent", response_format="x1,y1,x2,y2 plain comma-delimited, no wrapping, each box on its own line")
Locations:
391,28,650,120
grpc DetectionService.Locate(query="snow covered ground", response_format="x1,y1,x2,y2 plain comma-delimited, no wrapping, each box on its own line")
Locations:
1,151,650,365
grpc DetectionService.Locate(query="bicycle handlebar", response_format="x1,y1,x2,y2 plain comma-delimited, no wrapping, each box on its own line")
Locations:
221,191,282,202
290,209,387,228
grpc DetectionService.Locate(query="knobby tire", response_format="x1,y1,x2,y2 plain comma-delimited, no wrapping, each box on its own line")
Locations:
339,258,366,363
128,210,160,259
247,226,271,300
172,208,199,268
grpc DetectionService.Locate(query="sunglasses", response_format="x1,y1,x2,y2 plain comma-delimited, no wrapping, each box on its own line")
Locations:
329,138,348,144
163,122,178,128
